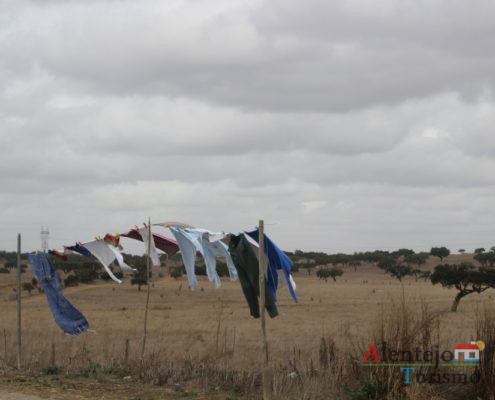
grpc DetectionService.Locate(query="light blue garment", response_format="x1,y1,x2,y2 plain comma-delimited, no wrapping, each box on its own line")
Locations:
170,227,200,289
170,227,238,289
195,229,238,283
28,252,90,335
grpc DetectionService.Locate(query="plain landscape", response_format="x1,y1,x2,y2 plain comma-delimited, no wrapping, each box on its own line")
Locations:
1,250,495,399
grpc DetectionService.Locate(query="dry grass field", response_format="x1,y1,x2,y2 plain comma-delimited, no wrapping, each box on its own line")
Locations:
1,253,495,399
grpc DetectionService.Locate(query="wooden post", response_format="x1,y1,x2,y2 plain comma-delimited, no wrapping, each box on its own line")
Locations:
16,233,21,369
124,338,130,366
141,218,152,360
258,220,270,400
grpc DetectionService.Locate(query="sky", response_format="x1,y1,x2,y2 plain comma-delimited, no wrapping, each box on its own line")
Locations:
1,0,495,254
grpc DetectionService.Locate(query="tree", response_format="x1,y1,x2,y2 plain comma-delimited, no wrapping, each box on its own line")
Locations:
419,271,431,281
169,266,182,280
349,260,361,272
22,282,34,294
328,267,343,282
317,268,331,282
430,263,495,312
430,247,450,262
385,264,413,282
475,248,485,255
458,249,466,254
474,252,495,267
131,258,150,291
64,274,79,287
404,253,428,268
393,248,415,258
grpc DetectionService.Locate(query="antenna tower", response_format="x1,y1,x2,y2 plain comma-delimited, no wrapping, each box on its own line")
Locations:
41,226,50,252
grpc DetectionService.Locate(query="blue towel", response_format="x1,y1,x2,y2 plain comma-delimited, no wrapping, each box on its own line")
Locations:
28,252,90,335
246,230,298,303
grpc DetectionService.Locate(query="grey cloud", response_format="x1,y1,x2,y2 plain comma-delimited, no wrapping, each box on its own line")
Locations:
1,0,495,254
2,1,495,112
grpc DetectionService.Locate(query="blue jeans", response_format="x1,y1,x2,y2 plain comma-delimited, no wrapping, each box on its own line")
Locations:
28,253,90,335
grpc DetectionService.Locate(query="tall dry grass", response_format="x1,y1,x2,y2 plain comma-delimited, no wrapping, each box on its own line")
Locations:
1,272,494,399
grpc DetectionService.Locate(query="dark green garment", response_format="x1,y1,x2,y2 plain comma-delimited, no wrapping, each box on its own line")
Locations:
228,234,278,318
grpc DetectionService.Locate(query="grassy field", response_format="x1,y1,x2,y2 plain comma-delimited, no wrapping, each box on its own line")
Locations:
1,254,494,399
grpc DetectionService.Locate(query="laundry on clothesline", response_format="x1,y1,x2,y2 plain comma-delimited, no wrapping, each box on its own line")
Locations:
28,252,90,335
39,220,297,324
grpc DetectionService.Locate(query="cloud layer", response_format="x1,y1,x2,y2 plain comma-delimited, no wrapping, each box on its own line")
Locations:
1,0,495,253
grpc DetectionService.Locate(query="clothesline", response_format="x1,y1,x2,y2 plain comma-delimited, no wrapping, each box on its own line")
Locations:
29,221,298,336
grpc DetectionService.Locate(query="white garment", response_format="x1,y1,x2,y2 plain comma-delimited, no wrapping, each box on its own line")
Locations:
82,240,123,283
138,227,160,267
107,245,135,271
276,270,297,291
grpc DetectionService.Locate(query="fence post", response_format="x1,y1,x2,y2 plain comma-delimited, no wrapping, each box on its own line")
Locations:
258,220,270,400
16,233,21,369
141,218,152,360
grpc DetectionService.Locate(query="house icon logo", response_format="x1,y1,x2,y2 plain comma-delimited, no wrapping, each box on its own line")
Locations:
454,340,485,363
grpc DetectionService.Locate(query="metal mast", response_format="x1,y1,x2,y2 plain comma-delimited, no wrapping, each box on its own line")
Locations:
41,226,49,252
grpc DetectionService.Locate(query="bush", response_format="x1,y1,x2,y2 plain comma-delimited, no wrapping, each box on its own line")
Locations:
64,274,79,287
170,266,183,279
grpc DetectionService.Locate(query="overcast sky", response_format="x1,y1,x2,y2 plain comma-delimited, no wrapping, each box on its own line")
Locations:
1,0,495,254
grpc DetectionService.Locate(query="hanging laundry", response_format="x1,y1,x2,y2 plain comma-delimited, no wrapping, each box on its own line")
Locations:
246,230,298,303
82,240,128,283
66,243,92,257
48,249,68,260
138,226,160,267
155,221,195,229
170,227,238,289
228,233,278,318
169,227,200,289
107,245,136,271
188,228,238,283
28,252,90,335
104,233,122,249
122,229,179,257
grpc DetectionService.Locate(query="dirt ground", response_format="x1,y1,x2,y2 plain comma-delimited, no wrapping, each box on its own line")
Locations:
0,375,251,400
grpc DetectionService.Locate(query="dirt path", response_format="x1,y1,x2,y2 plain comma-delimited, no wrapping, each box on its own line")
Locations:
0,392,49,400
0,375,247,400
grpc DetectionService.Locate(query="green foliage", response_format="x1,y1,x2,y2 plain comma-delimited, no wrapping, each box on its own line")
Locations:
77,268,99,284
430,246,450,261
474,251,495,267
42,365,61,375
64,274,79,287
393,248,415,258
475,248,486,254
431,263,495,311
329,267,343,281
130,256,150,291
170,266,183,279
216,261,230,277
349,379,390,400
22,282,34,294
386,264,413,282
404,253,428,266
317,267,343,282
316,268,331,282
